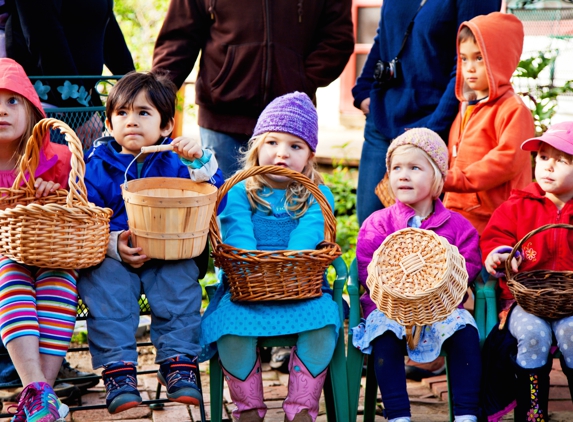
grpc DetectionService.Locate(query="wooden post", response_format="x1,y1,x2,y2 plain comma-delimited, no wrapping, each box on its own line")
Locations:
172,86,185,138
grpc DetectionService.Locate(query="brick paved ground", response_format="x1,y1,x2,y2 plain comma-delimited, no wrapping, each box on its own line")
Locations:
2,355,573,421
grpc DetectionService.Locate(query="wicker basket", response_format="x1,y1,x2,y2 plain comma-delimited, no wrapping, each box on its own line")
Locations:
506,223,573,319
374,173,395,208
366,228,468,348
209,165,342,302
0,118,113,269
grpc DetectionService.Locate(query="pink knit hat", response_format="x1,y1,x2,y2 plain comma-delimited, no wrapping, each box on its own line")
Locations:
386,128,449,178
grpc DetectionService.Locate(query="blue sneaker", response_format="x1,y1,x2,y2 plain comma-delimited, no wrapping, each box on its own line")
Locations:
101,362,142,414
157,355,202,405
8,381,68,422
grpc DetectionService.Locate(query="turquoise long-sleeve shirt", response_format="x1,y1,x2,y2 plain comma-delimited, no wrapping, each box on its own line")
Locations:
220,180,335,251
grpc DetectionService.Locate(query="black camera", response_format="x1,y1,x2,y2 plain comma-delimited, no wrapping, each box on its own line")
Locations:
374,58,401,84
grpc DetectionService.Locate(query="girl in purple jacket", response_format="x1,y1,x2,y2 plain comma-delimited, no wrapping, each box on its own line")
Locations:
352,128,482,422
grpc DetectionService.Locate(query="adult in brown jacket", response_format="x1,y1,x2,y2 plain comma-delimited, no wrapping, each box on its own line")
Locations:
152,0,354,178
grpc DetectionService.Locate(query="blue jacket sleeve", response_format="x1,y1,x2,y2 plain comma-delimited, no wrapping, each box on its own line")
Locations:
211,168,227,214
219,183,257,250
287,185,335,250
352,26,381,109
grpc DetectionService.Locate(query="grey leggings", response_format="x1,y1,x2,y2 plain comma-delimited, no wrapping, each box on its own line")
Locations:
509,305,573,369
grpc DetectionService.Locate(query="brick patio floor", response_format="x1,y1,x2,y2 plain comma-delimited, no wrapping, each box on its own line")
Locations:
2,356,573,421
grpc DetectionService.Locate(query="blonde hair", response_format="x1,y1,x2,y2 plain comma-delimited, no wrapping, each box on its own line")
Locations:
13,95,44,169
388,144,444,200
240,132,324,218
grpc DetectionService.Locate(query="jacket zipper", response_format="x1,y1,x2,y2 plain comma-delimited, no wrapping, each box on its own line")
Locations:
263,0,271,105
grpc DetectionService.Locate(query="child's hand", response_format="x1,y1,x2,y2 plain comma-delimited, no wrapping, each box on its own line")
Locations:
171,136,203,160
117,230,150,268
485,246,522,277
34,178,61,198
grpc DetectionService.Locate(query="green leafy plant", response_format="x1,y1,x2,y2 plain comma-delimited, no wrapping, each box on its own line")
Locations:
323,159,359,282
513,49,573,135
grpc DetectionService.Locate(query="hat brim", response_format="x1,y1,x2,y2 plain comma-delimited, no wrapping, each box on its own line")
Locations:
521,135,573,156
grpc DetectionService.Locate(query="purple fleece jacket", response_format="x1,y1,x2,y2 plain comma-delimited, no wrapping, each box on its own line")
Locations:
356,199,481,318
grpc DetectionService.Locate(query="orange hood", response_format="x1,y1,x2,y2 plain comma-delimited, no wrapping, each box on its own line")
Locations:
455,12,524,103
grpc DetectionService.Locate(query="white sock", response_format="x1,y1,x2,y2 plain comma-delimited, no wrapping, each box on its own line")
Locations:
455,415,477,422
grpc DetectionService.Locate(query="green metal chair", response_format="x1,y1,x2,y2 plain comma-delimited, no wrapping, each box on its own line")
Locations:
28,75,122,150
206,256,350,422
346,259,497,422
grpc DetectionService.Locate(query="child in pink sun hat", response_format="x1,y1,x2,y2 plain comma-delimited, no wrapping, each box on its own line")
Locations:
481,121,573,421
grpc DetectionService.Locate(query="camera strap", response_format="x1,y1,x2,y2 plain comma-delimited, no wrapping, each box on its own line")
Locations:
395,0,427,60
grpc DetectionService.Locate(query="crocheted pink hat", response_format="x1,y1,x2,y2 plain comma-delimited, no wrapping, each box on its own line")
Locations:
386,128,449,178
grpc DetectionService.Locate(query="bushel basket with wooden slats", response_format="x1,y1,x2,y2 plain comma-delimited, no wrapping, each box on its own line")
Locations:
209,165,341,302
122,144,218,260
366,228,468,348
0,118,113,269
507,223,573,320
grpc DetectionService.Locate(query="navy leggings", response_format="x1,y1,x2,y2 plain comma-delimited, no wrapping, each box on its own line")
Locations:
372,326,481,420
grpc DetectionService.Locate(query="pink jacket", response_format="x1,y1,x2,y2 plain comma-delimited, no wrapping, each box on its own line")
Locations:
356,199,481,318
0,58,71,189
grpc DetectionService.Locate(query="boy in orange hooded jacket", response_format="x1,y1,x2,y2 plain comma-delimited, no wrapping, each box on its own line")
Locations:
443,12,535,235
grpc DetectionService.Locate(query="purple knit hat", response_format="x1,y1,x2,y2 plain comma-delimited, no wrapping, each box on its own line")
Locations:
386,128,449,178
252,92,318,151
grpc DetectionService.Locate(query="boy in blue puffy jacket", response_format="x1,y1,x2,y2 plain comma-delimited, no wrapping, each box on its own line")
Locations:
79,71,224,414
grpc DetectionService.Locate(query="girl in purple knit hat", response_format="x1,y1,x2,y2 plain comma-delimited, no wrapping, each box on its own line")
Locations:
201,92,339,422
352,128,482,422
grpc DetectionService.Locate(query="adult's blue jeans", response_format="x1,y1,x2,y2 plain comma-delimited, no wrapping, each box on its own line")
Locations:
199,127,251,179
356,113,392,225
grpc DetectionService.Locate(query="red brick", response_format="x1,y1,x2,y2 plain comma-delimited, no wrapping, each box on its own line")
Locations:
549,400,573,412
71,406,151,421
152,403,191,422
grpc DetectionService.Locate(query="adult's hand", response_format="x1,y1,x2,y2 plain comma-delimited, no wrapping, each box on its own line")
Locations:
360,98,370,115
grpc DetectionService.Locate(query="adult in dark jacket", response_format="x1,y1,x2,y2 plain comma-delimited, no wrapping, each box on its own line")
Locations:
4,0,134,109
152,0,354,178
352,0,501,225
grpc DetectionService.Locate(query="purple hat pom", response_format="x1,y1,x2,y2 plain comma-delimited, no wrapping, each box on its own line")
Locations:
253,92,318,151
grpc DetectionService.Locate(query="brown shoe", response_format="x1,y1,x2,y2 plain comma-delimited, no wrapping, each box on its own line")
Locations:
405,356,446,381
234,408,264,421
284,409,312,422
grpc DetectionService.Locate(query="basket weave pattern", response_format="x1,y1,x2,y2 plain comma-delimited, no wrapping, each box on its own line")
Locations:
209,165,341,302
0,118,113,269
374,173,395,208
507,223,573,319
366,228,468,327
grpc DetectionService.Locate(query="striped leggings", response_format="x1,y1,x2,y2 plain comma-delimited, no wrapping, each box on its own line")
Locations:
0,256,78,357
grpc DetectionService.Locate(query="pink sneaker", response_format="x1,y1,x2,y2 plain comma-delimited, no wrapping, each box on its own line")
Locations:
9,382,68,422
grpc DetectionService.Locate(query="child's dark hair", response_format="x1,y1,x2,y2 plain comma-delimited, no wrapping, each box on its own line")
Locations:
106,71,177,130
458,25,476,44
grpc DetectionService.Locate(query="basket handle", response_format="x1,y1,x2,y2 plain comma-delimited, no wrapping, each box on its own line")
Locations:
505,223,573,278
406,325,422,349
12,118,90,207
209,165,337,249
